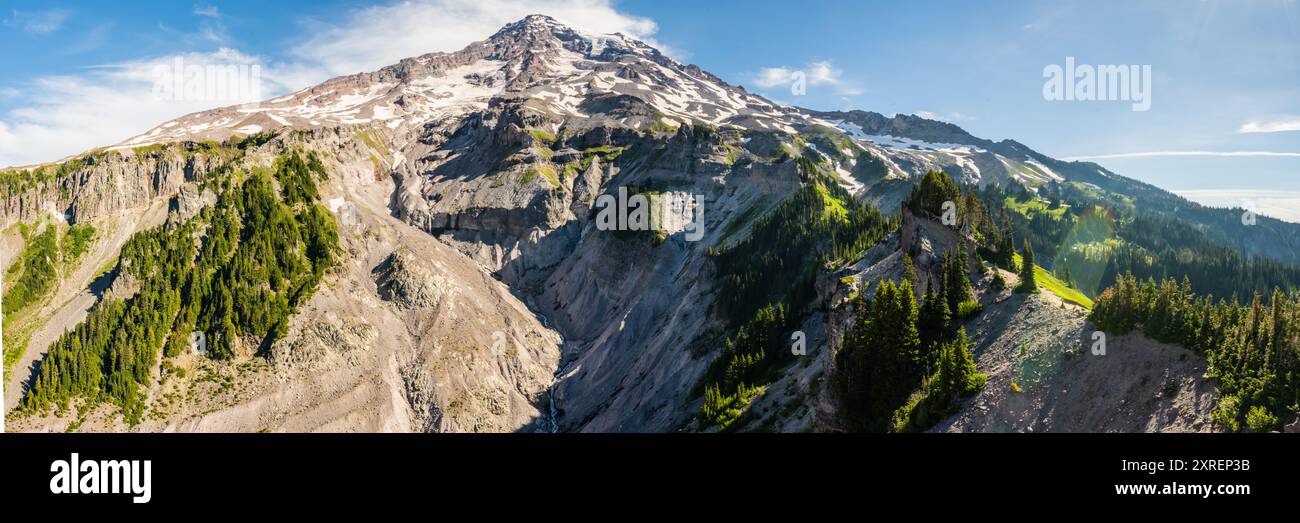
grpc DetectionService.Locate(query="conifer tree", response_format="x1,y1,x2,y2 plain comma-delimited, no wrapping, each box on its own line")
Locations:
1017,239,1037,292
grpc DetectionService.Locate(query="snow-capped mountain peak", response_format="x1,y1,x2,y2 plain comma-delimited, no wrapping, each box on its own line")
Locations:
117,15,792,149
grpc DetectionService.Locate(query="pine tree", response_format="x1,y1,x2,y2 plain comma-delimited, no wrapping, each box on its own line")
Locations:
918,279,950,361
1017,239,1037,293
945,246,974,317
903,254,917,286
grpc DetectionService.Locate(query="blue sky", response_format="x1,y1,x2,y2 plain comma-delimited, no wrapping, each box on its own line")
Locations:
2,0,1297,217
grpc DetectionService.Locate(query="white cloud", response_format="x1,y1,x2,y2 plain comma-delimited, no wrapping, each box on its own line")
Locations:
6,9,71,35
0,0,660,167
1061,151,1300,161
753,67,795,88
0,50,299,167
750,60,859,96
805,61,840,85
1238,118,1300,133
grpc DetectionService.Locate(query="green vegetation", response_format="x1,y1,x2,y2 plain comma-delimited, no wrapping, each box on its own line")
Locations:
527,129,557,144
956,300,983,319
1016,240,1038,293
646,116,678,134
2,225,61,380
1091,275,1299,432
835,280,922,430
523,166,560,188
1004,195,1067,221
833,174,992,432
0,153,97,197
905,170,961,219
1012,253,1093,308
131,143,168,156
969,180,1300,301
3,225,59,315
834,278,987,432
800,125,855,166
891,329,986,432
63,224,97,263
710,172,893,326
698,304,789,431
354,129,391,156
696,160,895,430
19,152,339,424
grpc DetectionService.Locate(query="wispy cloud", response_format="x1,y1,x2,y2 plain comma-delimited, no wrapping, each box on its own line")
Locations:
1237,117,1300,134
1061,150,1300,161
751,60,860,96
5,9,71,35
193,4,221,18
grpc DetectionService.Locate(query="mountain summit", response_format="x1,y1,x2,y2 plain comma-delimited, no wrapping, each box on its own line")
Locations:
119,15,791,149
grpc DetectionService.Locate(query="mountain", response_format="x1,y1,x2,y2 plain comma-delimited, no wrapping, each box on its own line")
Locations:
2,15,1296,433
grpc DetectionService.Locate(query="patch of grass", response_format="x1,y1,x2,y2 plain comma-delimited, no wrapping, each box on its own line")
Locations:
582,145,625,158
528,129,557,144
3,320,37,382
1014,253,1093,308
956,299,984,319
521,166,560,188
1004,196,1067,221
131,143,168,156
562,160,582,179
646,116,678,133
814,183,849,221
354,129,391,156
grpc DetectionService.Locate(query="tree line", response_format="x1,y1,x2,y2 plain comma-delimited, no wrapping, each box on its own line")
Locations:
698,158,896,430
1090,274,1299,432
20,152,339,423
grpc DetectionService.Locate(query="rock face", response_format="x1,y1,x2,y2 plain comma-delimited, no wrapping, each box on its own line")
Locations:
168,183,217,224
270,312,378,372
373,247,449,309
0,150,207,230
930,292,1218,433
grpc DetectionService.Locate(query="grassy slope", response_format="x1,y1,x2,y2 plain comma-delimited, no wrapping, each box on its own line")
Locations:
1013,253,1093,309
